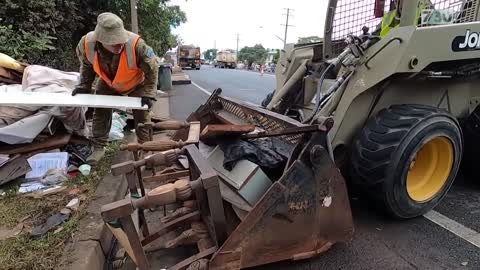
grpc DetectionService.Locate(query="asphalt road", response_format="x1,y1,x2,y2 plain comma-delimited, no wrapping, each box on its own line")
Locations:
184,65,275,105
169,65,480,269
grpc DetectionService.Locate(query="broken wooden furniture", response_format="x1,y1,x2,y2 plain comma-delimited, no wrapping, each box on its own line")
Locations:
120,121,200,152
115,120,201,236
102,145,226,270
111,149,185,236
167,89,354,269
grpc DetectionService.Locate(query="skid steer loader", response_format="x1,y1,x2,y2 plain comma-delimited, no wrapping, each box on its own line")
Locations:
102,1,480,269
262,0,480,219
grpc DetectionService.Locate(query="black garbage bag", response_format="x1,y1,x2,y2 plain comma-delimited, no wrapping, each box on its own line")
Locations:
217,137,287,171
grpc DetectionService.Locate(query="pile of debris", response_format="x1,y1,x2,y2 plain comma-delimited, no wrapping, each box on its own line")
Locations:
0,53,126,197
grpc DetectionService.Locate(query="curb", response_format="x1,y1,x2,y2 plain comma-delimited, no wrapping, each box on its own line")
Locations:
58,144,132,270
172,79,192,85
172,72,192,85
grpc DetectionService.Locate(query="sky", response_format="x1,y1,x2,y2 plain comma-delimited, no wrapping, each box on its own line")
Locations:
168,0,328,51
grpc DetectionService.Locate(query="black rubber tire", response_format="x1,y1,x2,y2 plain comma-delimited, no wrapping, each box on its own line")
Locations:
351,105,463,219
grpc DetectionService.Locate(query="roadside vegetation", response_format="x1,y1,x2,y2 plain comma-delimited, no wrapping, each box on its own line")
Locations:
0,0,186,70
0,143,119,270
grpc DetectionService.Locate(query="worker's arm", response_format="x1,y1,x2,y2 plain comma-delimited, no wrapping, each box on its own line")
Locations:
135,38,159,99
75,36,96,92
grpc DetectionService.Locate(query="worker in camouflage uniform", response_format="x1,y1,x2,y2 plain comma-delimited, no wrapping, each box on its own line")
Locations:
73,12,159,164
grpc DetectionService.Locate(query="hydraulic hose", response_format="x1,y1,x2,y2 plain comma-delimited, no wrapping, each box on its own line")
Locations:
303,63,333,124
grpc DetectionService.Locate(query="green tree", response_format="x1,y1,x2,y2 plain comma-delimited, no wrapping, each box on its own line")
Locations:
272,49,280,64
297,36,323,44
203,49,218,61
0,0,186,70
238,44,267,67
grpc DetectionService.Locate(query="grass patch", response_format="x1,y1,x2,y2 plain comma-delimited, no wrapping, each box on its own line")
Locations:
0,142,120,270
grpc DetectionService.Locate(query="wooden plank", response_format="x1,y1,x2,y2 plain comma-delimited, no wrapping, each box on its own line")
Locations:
141,211,201,246
119,216,149,270
186,121,201,144
0,92,147,110
167,247,217,270
107,224,137,265
200,124,255,143
142,170,190,184
185,145,227,245
0,134,71,155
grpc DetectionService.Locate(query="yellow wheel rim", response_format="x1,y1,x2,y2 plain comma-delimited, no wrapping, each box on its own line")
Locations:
406,137,454,202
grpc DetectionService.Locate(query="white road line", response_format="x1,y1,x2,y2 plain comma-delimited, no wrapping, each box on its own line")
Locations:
424,210,480,248
191,81,212,96
191,81,260,107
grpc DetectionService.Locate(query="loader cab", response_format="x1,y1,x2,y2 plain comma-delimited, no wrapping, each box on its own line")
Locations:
323,0,480,60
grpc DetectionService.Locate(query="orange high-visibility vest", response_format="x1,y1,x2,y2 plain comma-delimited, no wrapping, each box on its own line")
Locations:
83,31,145,93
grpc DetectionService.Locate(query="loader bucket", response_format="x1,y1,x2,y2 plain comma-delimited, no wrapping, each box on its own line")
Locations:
175,89,354,269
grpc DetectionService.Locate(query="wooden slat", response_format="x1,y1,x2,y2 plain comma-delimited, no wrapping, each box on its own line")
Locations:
0,134,71,155
168,247,217,270
142,170,190,184
141,211,201,246
200,124,255,143
107,224,137,264
119,216,149,270
186,121,201,143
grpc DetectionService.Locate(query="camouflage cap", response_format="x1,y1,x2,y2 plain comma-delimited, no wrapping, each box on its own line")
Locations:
94,13,129,45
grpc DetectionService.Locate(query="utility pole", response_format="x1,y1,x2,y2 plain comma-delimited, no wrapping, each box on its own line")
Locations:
130,0,139,34
236,33,240,60
281,8,294,47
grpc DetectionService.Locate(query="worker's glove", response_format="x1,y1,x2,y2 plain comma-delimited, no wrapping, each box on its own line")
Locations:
141,97,157,109
71,87,90,96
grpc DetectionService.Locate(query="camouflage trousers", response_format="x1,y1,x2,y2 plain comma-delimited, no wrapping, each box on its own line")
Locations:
92,81,151,146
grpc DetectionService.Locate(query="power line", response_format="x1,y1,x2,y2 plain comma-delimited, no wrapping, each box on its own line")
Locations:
281,8,295,47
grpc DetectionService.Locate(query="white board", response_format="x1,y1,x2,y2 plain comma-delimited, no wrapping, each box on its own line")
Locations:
0,92,147,110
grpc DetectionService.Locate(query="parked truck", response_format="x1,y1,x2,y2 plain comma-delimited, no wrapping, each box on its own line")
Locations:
177,45,201,70
214,50,237,69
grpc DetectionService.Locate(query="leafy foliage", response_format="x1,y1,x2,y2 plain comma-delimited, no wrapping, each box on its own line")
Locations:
0,0,186,70
297,36,323,44
238,44,267,66
272,49,280,64
0,25,56,60
203,49,218,61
